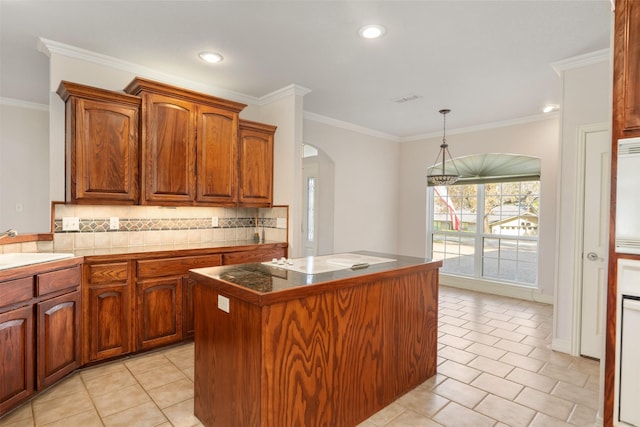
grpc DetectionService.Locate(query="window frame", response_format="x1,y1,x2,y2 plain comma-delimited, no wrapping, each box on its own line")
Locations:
427,181,540,287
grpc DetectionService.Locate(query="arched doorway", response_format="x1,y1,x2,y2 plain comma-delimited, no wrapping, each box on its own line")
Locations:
302,144,335,256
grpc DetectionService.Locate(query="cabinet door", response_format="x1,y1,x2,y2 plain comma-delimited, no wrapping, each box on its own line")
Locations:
616,0,640,133
196,104,239,205
0,306,34,416
36,291,80,389
136,277,183,350
88,283,131,361
70,98,139,204
238,121,275,207
143,93,196,204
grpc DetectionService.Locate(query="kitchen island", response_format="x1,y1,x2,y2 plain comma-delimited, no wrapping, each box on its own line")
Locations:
189,252,442,427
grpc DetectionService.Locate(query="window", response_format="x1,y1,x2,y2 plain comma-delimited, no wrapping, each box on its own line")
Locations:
429,181,539,286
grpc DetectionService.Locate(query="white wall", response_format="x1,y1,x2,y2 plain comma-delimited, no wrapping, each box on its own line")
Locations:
554,59,611,353
303,118,400,255
0,102,50,233
397,118,560,301
256,88,306,257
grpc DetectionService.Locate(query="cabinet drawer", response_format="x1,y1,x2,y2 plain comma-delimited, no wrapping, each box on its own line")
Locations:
87,262,129,285
36,266,81,296
222,247,286,265
0,276,34,308
137,255,222,279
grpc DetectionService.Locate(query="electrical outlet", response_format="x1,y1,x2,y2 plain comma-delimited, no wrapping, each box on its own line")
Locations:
15,203,23,212
218,295,230,313
62,217,80,231
276,218,287,229
109,217,119,230
211,216,219,227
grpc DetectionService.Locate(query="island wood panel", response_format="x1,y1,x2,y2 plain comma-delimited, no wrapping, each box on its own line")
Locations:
194,283,262,427
193,262,438,427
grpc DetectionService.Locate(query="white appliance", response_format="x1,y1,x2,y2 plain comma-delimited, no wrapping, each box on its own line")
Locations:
616,137,640,254
617,259,640,427
620,296,640,427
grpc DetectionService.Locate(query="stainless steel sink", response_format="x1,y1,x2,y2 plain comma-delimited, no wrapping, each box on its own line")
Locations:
0,252,75,270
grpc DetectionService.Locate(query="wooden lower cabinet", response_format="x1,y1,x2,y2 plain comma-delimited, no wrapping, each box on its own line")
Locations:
87,283,131,362
0,260,82,417
0,305,34,415
36,291,81,390
136,277,183,350
84,261,131,363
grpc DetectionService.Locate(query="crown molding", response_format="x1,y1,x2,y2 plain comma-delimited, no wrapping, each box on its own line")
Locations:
259,84,312,106
551,48,610,76
0,97,49,111
303,111,400,141
37,37,259,106
399,112,560,142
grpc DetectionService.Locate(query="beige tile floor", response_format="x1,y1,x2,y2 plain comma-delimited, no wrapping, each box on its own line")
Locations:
0,286,599,427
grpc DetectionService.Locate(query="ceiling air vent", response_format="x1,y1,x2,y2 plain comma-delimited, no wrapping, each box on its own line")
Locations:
393,94,421,104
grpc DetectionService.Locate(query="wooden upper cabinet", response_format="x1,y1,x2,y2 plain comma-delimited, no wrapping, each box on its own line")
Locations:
614,0,640,134
125,77,246,206
57,81,141,204
142,93,197,204
238,119,276,207
196,105,239,205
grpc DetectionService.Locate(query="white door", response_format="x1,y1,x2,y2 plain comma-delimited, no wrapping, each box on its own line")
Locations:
580,128,610,359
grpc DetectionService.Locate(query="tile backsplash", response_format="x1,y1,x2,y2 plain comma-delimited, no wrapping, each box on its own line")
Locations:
52,204,288,251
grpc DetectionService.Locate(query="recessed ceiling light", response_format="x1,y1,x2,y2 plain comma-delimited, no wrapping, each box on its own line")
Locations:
199,52,223,64
358,24,386,39
542,104,559,113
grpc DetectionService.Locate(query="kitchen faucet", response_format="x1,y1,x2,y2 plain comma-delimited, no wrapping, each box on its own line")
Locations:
0,229,18,239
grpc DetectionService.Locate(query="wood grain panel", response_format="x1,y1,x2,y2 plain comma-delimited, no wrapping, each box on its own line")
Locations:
0,276,34,309
36,266,81,296
194,285,262,427
331,283,385,425
623,0,640,132
263,295,334,426
0,305,34,416
36,291,80,389
57,81,140,204
88,284,131,361
143,93,196,203
80,101,138,196
136,278,182,350
222,247,286,265
238,120,275,207
87,262,128,285
196,105,238,205
136,255,222,279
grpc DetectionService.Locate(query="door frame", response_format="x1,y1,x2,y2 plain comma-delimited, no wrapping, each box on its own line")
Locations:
571,122,610,357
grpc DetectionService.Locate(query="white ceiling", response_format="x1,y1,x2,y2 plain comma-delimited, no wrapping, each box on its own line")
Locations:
0,1,612,138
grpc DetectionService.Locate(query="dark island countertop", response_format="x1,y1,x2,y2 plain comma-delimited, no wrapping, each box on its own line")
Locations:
189,251,442,306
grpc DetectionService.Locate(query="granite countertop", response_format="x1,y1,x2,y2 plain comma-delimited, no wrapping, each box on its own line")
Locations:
190,251,441,296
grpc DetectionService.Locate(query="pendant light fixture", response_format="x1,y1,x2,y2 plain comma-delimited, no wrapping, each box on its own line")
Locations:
427,109,460,186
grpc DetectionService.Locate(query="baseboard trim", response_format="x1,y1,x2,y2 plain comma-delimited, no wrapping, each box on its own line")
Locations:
440,274,554,305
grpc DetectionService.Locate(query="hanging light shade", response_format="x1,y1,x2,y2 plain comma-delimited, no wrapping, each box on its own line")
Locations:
427,108,460,186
